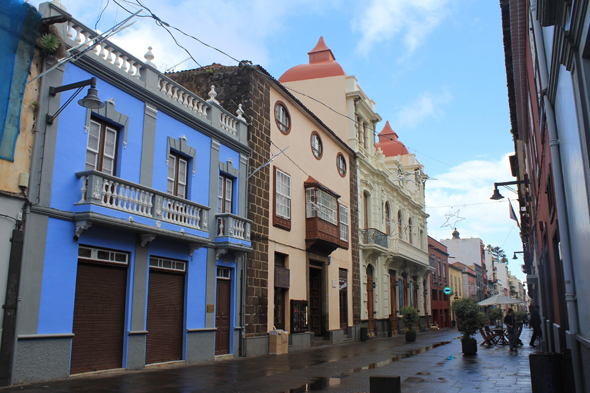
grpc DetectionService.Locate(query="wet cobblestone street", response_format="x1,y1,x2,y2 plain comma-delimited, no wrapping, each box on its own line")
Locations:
0,328,536,392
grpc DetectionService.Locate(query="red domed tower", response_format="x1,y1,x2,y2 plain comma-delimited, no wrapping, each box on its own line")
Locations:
376,121,408,157
279,36,347,83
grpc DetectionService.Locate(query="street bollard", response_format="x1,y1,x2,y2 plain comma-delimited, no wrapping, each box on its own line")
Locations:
369,376,401,393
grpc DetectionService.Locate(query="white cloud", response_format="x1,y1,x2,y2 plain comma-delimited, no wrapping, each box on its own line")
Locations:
394,89,452,129
425,153,521,249
353,0,453,55
33,0,337,72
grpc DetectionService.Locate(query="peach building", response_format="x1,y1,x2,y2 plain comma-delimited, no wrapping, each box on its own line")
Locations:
280,37,432,336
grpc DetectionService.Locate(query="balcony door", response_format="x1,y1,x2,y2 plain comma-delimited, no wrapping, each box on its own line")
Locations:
309,266,322,337
85,118,119,176
389,270,397,333
367,265,374,334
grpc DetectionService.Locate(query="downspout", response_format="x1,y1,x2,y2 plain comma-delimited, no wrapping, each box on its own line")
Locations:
239,257,246,357
530,2,583,391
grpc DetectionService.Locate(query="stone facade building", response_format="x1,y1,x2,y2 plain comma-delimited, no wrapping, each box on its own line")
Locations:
170,63,359,353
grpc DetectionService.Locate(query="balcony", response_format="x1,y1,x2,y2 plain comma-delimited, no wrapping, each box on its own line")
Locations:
306,216,344,256
359,228,388,248
388,237,429,266
216,213,251,244
75,170,209,238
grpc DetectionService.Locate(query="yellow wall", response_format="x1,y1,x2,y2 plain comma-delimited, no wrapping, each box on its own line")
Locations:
0,50,41,194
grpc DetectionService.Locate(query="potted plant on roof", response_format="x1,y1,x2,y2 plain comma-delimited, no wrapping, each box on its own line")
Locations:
400,306,418,341
451,298,485,355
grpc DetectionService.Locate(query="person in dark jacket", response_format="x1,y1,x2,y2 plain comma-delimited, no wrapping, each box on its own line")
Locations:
504,308,516,351
529,305,542,347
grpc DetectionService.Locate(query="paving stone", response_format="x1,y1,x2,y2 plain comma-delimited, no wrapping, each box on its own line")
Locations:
0,328,540,393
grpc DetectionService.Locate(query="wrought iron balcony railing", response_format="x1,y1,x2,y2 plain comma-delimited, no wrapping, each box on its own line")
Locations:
360,228,388,248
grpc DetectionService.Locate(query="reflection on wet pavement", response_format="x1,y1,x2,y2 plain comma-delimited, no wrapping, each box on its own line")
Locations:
288,341,452,392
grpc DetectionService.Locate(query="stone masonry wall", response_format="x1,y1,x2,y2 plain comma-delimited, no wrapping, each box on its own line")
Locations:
168,65,271,337
349,154,361,325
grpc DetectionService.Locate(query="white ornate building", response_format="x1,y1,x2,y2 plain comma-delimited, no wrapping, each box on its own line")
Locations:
279,37,431,336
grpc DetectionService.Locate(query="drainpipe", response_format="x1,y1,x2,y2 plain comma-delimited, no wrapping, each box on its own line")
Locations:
530,2,583,391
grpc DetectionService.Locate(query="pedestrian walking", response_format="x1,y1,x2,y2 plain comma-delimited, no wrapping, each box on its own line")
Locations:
504,308,516,351
529,305,542,347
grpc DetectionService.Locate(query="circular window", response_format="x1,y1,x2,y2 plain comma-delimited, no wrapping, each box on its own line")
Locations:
310,131,323,160
274,101,291,135
337,153,347,177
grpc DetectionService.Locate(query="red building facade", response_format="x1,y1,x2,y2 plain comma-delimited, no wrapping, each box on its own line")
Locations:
428,237,451,328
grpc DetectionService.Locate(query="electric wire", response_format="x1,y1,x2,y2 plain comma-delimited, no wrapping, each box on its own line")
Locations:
95,0,110,29
104,0,523,208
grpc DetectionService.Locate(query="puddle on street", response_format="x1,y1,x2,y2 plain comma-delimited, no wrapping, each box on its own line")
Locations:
287,341,451,392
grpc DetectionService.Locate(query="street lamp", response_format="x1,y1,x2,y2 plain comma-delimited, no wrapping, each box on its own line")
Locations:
46,77,105,125
513,251,524,260
490,180,530,200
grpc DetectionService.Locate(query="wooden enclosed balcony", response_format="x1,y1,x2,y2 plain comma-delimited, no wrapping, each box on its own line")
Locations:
305,216,342,256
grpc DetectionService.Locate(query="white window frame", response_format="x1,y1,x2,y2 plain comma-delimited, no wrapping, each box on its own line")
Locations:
276,169,291,219
149,257,186,272
85,119,118,176
218,175,233,213
306,188,337,224
78,246,128,265
339,204,349,241
275,103,290,133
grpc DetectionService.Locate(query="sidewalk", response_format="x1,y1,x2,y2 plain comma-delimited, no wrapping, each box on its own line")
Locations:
0,328,536,392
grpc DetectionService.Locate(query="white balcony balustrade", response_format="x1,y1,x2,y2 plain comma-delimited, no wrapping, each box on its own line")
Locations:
216,213,251,241
76,170,209,231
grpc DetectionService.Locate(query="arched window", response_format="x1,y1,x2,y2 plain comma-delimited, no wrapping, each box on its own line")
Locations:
397,210,402,238
385,203,391,236
408,217,413,244
363,192,370,230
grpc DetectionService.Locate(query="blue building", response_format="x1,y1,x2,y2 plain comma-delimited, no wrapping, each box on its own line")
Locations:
12,2,251,383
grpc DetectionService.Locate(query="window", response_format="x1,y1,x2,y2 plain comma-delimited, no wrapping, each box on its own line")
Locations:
339,204,349,241
86,118,119,175
217,267,231,279
274,101,291,134
385,203,391,236
167,152,188,198
306,188,337,224
408,217,413,243
310,132,323,159
336,153,346,177
357,116,362,143
150,257,186,272
78,246,128,265
218,174,233,213
397,210,402,238
273,167,291,230
276,169,291,219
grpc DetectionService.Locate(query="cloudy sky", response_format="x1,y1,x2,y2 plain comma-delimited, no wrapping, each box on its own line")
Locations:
31,0,526,281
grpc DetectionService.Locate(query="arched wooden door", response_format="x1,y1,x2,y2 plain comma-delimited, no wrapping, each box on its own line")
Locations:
389,270,397,334
367,265,374,334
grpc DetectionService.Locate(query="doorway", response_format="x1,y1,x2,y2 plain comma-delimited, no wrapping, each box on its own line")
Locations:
215,267,231,355
339,269,348,334
309,266,322,336
367,265,374,335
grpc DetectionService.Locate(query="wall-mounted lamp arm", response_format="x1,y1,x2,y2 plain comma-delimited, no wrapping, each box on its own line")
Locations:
49,77,97,96
47,77,104,125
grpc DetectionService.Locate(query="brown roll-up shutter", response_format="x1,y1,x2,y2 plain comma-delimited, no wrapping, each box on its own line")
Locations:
146,269,185,364
70,261,127,374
